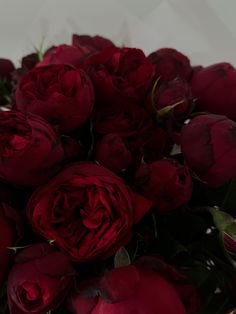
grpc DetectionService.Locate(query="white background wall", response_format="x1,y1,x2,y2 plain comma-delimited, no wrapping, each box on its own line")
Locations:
1,0,236,66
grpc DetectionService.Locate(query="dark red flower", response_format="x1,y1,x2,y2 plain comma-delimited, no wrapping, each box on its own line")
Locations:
27,162,152,263
84,47,154,108
146,78,193,118
7,243,75,313
191,63,236,119
148,48,191,83
95,134,132,173
68,256,200,314
180,114,236,187
15,64,94,134
38,44,88,68
72,34,115,53
0,110,65,187
135,159,192,214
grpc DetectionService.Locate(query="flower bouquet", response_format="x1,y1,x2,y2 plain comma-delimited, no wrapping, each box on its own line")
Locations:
0,34,236,314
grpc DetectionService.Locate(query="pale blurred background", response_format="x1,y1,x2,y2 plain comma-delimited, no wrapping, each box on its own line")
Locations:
1,0,236,66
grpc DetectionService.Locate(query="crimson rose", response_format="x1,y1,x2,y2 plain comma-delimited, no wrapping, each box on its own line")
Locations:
84,47,154,108
38,44,87,68
148,48,192,83
135,159,192,214
7,243,75,313
68,257,200,314
27,163,152,263
180,114,236,187
15,64,94,133
146,78,193,118
72,34,115,53
0,110,65,187
191,63,236,119
94,134,132,173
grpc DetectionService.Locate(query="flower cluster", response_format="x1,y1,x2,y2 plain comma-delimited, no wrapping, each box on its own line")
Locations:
0,34,236,314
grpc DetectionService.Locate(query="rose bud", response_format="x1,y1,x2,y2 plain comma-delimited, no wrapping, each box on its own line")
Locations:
14,64,94,134
95,134,132,173
180,114,236,187
93,104,154,155
0,58,15,80
27,162,152,263
20,53,39,71
84,47,154,108
7,243,75,313
0,203,23,284
38,44,88,68
146,78,193,118
141,128,172,162
0,110,65,187
135,159,192,214
68,256,200,314
72,34,115,53
191,63,236,119
148,48,192,83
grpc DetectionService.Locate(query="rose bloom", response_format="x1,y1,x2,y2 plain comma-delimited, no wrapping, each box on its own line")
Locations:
0,110,65,187
84,47,154,108
93,104,154,157
15,64,94,134
68,257,200,314
191,63,236,120
146,78,193,118
38,44,88,68
27,162,152,263
180,114,236,187
94,134,132,173
148,48,192,83
0,203,23,284
135,159,192,214
7,243,75,313
72,34,115,53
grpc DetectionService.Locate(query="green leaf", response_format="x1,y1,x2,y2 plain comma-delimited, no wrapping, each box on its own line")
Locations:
114,247,131,268
208,207,234,232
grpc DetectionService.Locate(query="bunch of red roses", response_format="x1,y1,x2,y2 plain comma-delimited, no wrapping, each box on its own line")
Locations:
0,34,236,314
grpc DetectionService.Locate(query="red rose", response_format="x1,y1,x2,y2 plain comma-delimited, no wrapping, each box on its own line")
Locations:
148,48,192,83
27,162,152,263
134,159,192,214
7,243,75,313
15,64,94,133
38,44,87,68
0,58,15,80
146,78,193,118
191,63,236,119
0,110,65,187
21,53,39,71
72,34,115,53
93,105,153,156
0,203,23,284
84,47,154,108
180,114,236,187
68,257,200,314
95,134,132,173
